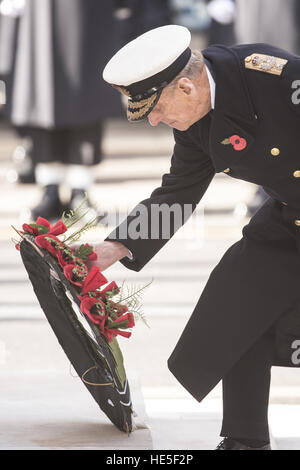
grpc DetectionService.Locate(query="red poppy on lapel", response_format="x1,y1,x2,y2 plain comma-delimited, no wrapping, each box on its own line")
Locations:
221,134,247,151
229,134,247,150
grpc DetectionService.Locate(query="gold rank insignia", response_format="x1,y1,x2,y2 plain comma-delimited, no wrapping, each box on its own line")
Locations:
244,53,288,75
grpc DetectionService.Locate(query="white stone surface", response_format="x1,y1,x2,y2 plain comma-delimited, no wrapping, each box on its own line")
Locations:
0,370,152,450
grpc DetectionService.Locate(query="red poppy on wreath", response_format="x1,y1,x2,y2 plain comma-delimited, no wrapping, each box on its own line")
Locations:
81,265,108,295
97,281,120,299
64,263,88,287
48,219,67,236
104,312,135,342
221,134,247,151
78,281,120,302
73,243,98,262
113,312,135,329
79,296,134,342
57,247,86,270
104,328,131,342
57,248,75,268
35,234,64,257
22,217,67,236
80,296,107,327
22,223,40,236
15,212,147,344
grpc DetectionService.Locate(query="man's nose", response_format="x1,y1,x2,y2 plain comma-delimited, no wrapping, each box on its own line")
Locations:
148,110,161,126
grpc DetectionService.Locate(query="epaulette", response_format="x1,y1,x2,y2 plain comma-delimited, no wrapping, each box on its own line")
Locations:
244,53,288,75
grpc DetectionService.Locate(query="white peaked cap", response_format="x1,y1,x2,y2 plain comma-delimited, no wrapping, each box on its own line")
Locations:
103,25,191,86
102,25,192,121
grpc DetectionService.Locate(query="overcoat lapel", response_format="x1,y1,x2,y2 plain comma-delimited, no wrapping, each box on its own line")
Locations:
203,46,258,171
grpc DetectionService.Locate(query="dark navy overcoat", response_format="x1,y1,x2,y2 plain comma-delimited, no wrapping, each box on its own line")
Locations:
106,43,300,402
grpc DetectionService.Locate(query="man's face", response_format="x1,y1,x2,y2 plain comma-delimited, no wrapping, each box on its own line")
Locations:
147,74,211,131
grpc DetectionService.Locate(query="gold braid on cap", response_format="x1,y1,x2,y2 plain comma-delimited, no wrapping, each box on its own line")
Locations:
127,104,150,121
128,92,158,109
111,84,131,97
127,92,158,120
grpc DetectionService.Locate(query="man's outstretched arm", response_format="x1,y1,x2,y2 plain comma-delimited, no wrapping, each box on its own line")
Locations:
93,130,215,272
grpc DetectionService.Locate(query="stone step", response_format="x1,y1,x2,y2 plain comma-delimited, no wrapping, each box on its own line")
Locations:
0,370,152,450
0,172,255,212
2,369,297,450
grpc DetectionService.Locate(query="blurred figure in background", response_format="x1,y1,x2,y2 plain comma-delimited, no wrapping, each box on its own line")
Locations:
2,0,172,221
206,0,236,46
235,0,300,215
0,0,36,183
235,0,300,54
0,0,23,121
0,1,37,184
3,0,123,221
115,0,171,46
171,0,235,45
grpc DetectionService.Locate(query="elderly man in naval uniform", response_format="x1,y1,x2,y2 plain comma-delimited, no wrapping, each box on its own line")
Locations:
86,25,300,450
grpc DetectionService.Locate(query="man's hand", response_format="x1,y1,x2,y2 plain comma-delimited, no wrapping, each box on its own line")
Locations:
71,241,131,271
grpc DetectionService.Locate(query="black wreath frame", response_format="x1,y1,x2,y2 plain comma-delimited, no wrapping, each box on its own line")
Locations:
19,235,133,433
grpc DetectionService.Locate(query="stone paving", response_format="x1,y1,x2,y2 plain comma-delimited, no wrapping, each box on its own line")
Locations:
0,119,299,449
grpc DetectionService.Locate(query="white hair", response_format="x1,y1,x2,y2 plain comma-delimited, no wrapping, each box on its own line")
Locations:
167,50,204,88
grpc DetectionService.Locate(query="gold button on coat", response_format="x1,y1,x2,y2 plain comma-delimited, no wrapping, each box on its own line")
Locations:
270,148,280,156
295,220,300,226
223,168,230,173
293,170,300,178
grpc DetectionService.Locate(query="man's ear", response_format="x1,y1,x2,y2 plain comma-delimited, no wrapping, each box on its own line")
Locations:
177,77,193,96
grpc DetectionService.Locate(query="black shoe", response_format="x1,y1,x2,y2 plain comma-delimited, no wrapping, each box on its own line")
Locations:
215,437,271,450
29,184,64,222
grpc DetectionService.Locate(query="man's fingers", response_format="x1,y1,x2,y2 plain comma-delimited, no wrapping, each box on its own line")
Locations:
67,240,124,272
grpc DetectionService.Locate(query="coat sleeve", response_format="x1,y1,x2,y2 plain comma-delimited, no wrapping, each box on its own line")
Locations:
104,129,215,271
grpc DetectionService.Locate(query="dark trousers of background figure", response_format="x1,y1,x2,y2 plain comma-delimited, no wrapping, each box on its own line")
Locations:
20,122,103,219
25,122,103,166
220,323,275,442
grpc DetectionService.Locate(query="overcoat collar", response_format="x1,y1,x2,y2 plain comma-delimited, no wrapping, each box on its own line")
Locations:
202,45,258,170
